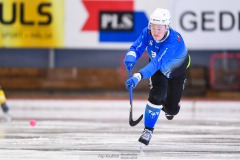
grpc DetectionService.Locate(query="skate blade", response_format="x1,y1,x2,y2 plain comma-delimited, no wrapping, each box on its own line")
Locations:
140,143,147,151
139,143,146,155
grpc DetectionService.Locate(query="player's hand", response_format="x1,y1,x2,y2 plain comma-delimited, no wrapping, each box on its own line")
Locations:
124,51,136,71
125,73,142,90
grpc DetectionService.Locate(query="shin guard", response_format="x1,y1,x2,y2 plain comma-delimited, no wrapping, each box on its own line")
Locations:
144,101,162,129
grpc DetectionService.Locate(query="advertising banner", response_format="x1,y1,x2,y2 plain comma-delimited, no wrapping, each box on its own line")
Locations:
64,0,240,50
171,0,240,50
0,0,64,48
1,0,239,50
64,0,168,49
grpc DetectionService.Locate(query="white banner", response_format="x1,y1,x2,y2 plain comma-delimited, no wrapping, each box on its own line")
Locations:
171,0,240,50
64,0,168,49
65,0,240,50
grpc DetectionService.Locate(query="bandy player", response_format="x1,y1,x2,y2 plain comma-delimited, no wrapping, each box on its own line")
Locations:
124,8,190,145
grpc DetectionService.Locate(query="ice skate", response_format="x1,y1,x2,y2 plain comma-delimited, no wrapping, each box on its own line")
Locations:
161,106,174,120
165,112,174,120
139,143,146,154
1,102,11,122
138,128,153,145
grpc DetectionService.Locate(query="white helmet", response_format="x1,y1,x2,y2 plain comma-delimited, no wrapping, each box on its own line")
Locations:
149,8,171,26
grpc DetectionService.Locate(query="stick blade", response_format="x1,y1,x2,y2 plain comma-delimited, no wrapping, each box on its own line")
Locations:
129,113,143,127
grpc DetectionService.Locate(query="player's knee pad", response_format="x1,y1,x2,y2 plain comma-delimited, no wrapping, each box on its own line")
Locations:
148,88,166,105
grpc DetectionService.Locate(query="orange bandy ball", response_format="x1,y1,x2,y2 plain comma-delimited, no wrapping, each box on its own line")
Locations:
30,120,37,126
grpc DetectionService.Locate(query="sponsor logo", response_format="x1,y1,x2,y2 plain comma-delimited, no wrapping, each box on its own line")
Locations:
149,40,153,46
81,0,148,42
180,11,240,32
151,51,156,58
0,2,52,26
158,48,168,62
100,11,134,32
148,110,159,119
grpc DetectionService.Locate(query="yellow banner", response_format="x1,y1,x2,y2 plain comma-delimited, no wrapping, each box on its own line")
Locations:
0,0,64,48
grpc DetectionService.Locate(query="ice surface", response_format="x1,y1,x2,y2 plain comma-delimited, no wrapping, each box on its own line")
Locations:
0,99,240,160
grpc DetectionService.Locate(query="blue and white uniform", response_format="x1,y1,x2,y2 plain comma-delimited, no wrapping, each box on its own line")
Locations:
127,27,188,79
124,8,190,146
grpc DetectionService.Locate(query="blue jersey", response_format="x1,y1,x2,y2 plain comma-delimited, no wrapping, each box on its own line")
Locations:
127,27,188,78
